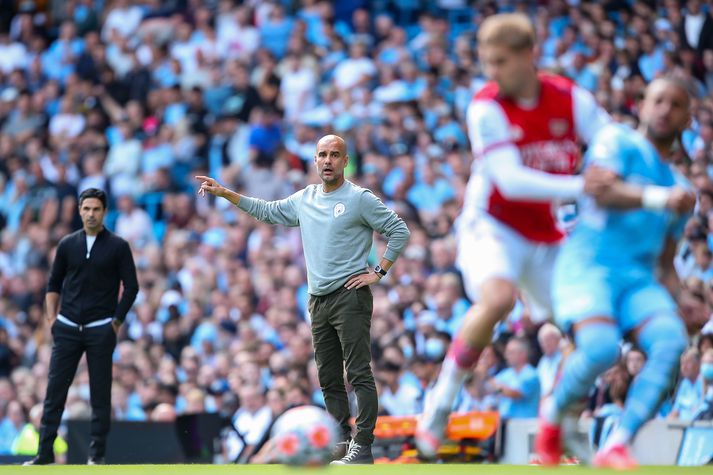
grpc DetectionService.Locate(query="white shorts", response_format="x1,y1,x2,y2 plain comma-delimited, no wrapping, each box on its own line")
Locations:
456,214,560,322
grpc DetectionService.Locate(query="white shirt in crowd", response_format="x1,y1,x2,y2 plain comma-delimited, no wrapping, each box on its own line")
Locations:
537,351,562,396
685,12,706,49
49,113,85,138
0,41,27,74
116,207,154,248
232,405,272,445
280,67,317,122
102,6,144,42
379,383,422,416
333,57,376,90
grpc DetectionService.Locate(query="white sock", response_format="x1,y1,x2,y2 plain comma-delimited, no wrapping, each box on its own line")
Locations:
429,357,467,412
602,427,632,451
540,397,563,425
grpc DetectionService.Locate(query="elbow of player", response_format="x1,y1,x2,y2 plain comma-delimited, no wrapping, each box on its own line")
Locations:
402,225,412,240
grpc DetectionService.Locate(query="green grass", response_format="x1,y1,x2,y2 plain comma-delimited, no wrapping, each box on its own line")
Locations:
2,465,712,475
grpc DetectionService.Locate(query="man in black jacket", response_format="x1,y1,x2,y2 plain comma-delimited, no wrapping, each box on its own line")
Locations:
678,0,713,55
25,188,139,465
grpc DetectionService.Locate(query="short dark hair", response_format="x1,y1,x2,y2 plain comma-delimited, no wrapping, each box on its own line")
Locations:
78,188,107,209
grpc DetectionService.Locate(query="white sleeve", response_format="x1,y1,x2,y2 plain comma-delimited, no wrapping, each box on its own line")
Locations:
573,85,612,144
467,100,584,202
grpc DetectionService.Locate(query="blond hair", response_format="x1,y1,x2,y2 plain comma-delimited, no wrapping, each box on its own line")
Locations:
477,13,536,51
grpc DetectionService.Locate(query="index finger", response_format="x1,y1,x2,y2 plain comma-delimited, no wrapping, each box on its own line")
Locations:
195,175,213,182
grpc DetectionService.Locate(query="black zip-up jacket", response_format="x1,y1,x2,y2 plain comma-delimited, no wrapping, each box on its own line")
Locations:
47,228,138,324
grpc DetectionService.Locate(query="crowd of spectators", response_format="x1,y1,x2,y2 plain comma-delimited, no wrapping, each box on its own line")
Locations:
0,0,713,463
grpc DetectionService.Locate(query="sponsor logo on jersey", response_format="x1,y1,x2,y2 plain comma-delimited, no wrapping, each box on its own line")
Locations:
549,119,569,137
520,140,580,173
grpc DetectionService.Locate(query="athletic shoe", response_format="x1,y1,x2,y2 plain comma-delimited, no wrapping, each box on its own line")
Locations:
535,419,563,466
593,444,638,470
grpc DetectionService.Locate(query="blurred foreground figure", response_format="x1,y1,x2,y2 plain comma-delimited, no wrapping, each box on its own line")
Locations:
538,77,696,469
416,12,610,458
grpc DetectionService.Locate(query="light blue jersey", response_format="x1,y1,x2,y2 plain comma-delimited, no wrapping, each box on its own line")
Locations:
553,123,691,332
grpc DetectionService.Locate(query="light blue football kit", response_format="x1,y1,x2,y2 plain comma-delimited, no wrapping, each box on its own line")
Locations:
553,123,689,332
549,123,690,440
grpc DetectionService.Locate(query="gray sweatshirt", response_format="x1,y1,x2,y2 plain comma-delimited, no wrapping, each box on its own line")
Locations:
237,180,410,296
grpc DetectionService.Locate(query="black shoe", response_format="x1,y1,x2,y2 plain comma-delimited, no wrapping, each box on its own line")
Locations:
330,440,374,465
87,456,106,465
23,455,54,466
331,438,351,461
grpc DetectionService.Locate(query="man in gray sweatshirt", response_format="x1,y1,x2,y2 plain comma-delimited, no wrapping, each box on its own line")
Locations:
196,134,410,464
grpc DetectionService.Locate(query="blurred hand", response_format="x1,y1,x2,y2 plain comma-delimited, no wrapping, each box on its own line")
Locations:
195,175,226,198
583,166,617,198
111,319,121,335
666,187,696,215
344,272,380,290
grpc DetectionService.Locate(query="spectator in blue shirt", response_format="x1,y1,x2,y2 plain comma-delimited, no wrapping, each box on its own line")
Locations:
638,33,665,82
259,4,293,59
669,348,704,421
0,401,25,454
693,349,713,420
566,53,599,93
41,21,85,84
248,107,283,158
406,162,455,218
490,338,541,419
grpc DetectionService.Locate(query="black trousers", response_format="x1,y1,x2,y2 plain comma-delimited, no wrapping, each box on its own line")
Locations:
38,320,116,459
309,285,377,446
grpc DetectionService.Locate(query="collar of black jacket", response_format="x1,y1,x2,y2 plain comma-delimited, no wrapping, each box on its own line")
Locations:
81,226,108,238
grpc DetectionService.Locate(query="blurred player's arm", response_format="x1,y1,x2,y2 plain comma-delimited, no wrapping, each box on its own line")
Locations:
584,168,696,213
196,175,301,226
583,129,696,212
658,236,681,299
468,101,585,202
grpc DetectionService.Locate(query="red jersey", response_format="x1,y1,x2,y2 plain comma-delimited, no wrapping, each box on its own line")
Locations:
461,73,609,243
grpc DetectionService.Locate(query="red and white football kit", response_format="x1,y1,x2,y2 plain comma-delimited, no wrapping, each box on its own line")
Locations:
457,73,610,319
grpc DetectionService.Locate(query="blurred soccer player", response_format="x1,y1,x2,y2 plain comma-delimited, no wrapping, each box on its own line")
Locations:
537,77,696,469
416,13,611,457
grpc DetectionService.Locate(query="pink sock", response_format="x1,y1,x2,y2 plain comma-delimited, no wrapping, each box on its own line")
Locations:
449,338,481,370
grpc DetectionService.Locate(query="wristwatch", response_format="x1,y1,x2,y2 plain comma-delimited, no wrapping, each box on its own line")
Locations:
373,265,387,278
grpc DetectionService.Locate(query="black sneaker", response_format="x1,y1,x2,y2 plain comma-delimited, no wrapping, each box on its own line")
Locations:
331,439,351,461
87,456,106,465
330,440,374,465
23,455,54,466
